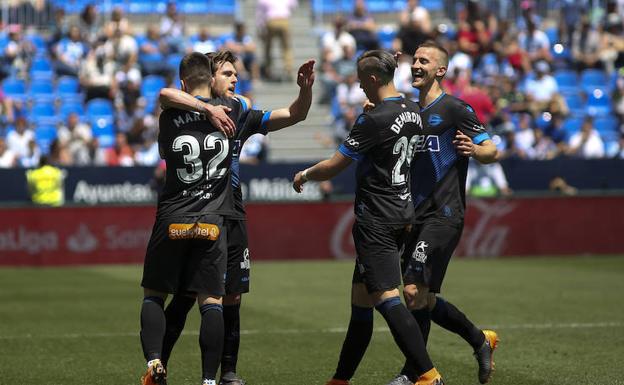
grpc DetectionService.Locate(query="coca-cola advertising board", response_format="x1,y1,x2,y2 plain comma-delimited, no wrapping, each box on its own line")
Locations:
0,196,622,265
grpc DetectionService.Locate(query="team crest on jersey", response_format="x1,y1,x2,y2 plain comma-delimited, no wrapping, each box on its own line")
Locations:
428,114,443,127
412,241,429,263
240,248,250,270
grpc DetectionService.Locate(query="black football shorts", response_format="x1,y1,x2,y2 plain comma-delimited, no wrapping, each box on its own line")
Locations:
225,218,250,295
351,220,410,293
401,220,463,293
142,214,227,296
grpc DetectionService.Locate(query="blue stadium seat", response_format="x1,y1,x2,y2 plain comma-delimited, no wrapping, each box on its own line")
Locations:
585,90,612,117
545,27,559,44
312,0,340,14
35,125,58,154
2,78,27,101
594,115,619,134
86,98,114,116
57,76,80,96
141,75,166,99
32,103,56,117
59,102,85,120
564,93,584,116
554,69,578,94
580,69,609,94
378,27,397,50
90,115,116,147
98,0,128,13
128,0,166,13
179,0,210,14
30,57,54,81
366,0,393,13
420,0,443,11
207,0,237,14
30,80,55,103
562,117,583,139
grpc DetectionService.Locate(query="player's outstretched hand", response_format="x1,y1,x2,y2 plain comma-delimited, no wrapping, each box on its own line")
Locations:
363,99,375,112
293,171,306,193
297,59,316,89
204,104,235,138
453,130,475,157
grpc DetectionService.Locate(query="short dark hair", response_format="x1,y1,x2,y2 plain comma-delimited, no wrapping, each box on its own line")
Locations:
417,40,449,67
179,52,213,89
357,50,396,85
205,50,237,75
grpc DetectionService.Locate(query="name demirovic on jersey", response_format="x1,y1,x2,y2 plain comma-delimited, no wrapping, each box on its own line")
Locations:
338,97,422,225
157,96,244,218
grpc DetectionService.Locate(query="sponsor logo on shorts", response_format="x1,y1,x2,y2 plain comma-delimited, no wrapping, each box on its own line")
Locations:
240,248,250,270
412,241,429,263
168,223,220,240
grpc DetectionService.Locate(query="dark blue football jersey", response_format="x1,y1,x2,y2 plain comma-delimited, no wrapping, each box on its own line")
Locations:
410,93,491,223
339,96,422,225
230,97,272,219
157,96,245,218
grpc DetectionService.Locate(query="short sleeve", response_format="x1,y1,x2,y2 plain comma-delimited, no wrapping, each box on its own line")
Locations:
457,102,490,144
237,109,271,144
339,114,379,161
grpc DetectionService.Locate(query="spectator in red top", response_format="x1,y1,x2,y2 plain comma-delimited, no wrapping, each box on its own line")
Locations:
459,82,495,125
105,132,135,166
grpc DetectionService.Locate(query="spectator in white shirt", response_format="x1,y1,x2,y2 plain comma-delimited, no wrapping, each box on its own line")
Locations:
567,117,605,158
321,16,357,63
514,113,536,158
6,116,34,160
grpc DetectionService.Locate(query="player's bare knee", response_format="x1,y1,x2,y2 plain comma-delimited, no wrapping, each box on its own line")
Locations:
370,288,401,306
223,293,242,306
197,294,223,306
144,289,167,301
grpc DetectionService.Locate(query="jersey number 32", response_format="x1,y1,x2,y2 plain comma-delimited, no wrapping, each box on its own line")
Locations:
172,133,229,184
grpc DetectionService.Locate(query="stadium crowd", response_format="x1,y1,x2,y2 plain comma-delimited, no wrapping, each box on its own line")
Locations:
1,0,624,170
320,0,624,161
0,1,259,168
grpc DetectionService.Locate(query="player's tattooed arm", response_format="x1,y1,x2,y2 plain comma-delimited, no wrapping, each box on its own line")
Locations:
158,88,236,137
453,131,498,163
266,59,315,132
293,151,352,193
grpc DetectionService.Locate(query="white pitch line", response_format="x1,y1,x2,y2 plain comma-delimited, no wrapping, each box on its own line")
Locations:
0,321,622,341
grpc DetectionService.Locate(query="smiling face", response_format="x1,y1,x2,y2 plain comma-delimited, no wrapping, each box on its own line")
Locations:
411,46,447,89
211,61,238,98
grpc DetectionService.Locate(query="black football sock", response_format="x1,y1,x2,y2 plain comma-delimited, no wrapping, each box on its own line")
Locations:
399,308,432,381
140,296,166,362
333,305,374,381
221,303,241,374
161,295,196,367
431,296,485,350
199,303,224,382
376,297,433,377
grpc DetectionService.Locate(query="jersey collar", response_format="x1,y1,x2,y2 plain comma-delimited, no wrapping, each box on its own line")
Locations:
420,92,446,112
383,96,403,101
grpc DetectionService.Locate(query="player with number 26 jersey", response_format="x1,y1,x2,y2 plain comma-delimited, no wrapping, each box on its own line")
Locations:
339,96,423,225
156,96,244,218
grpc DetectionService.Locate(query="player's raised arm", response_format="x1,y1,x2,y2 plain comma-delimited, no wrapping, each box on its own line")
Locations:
264,59,315,132
158,87,236,137
293,151,352,193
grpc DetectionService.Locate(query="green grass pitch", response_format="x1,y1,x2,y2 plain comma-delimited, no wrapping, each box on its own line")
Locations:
1,256,623,385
